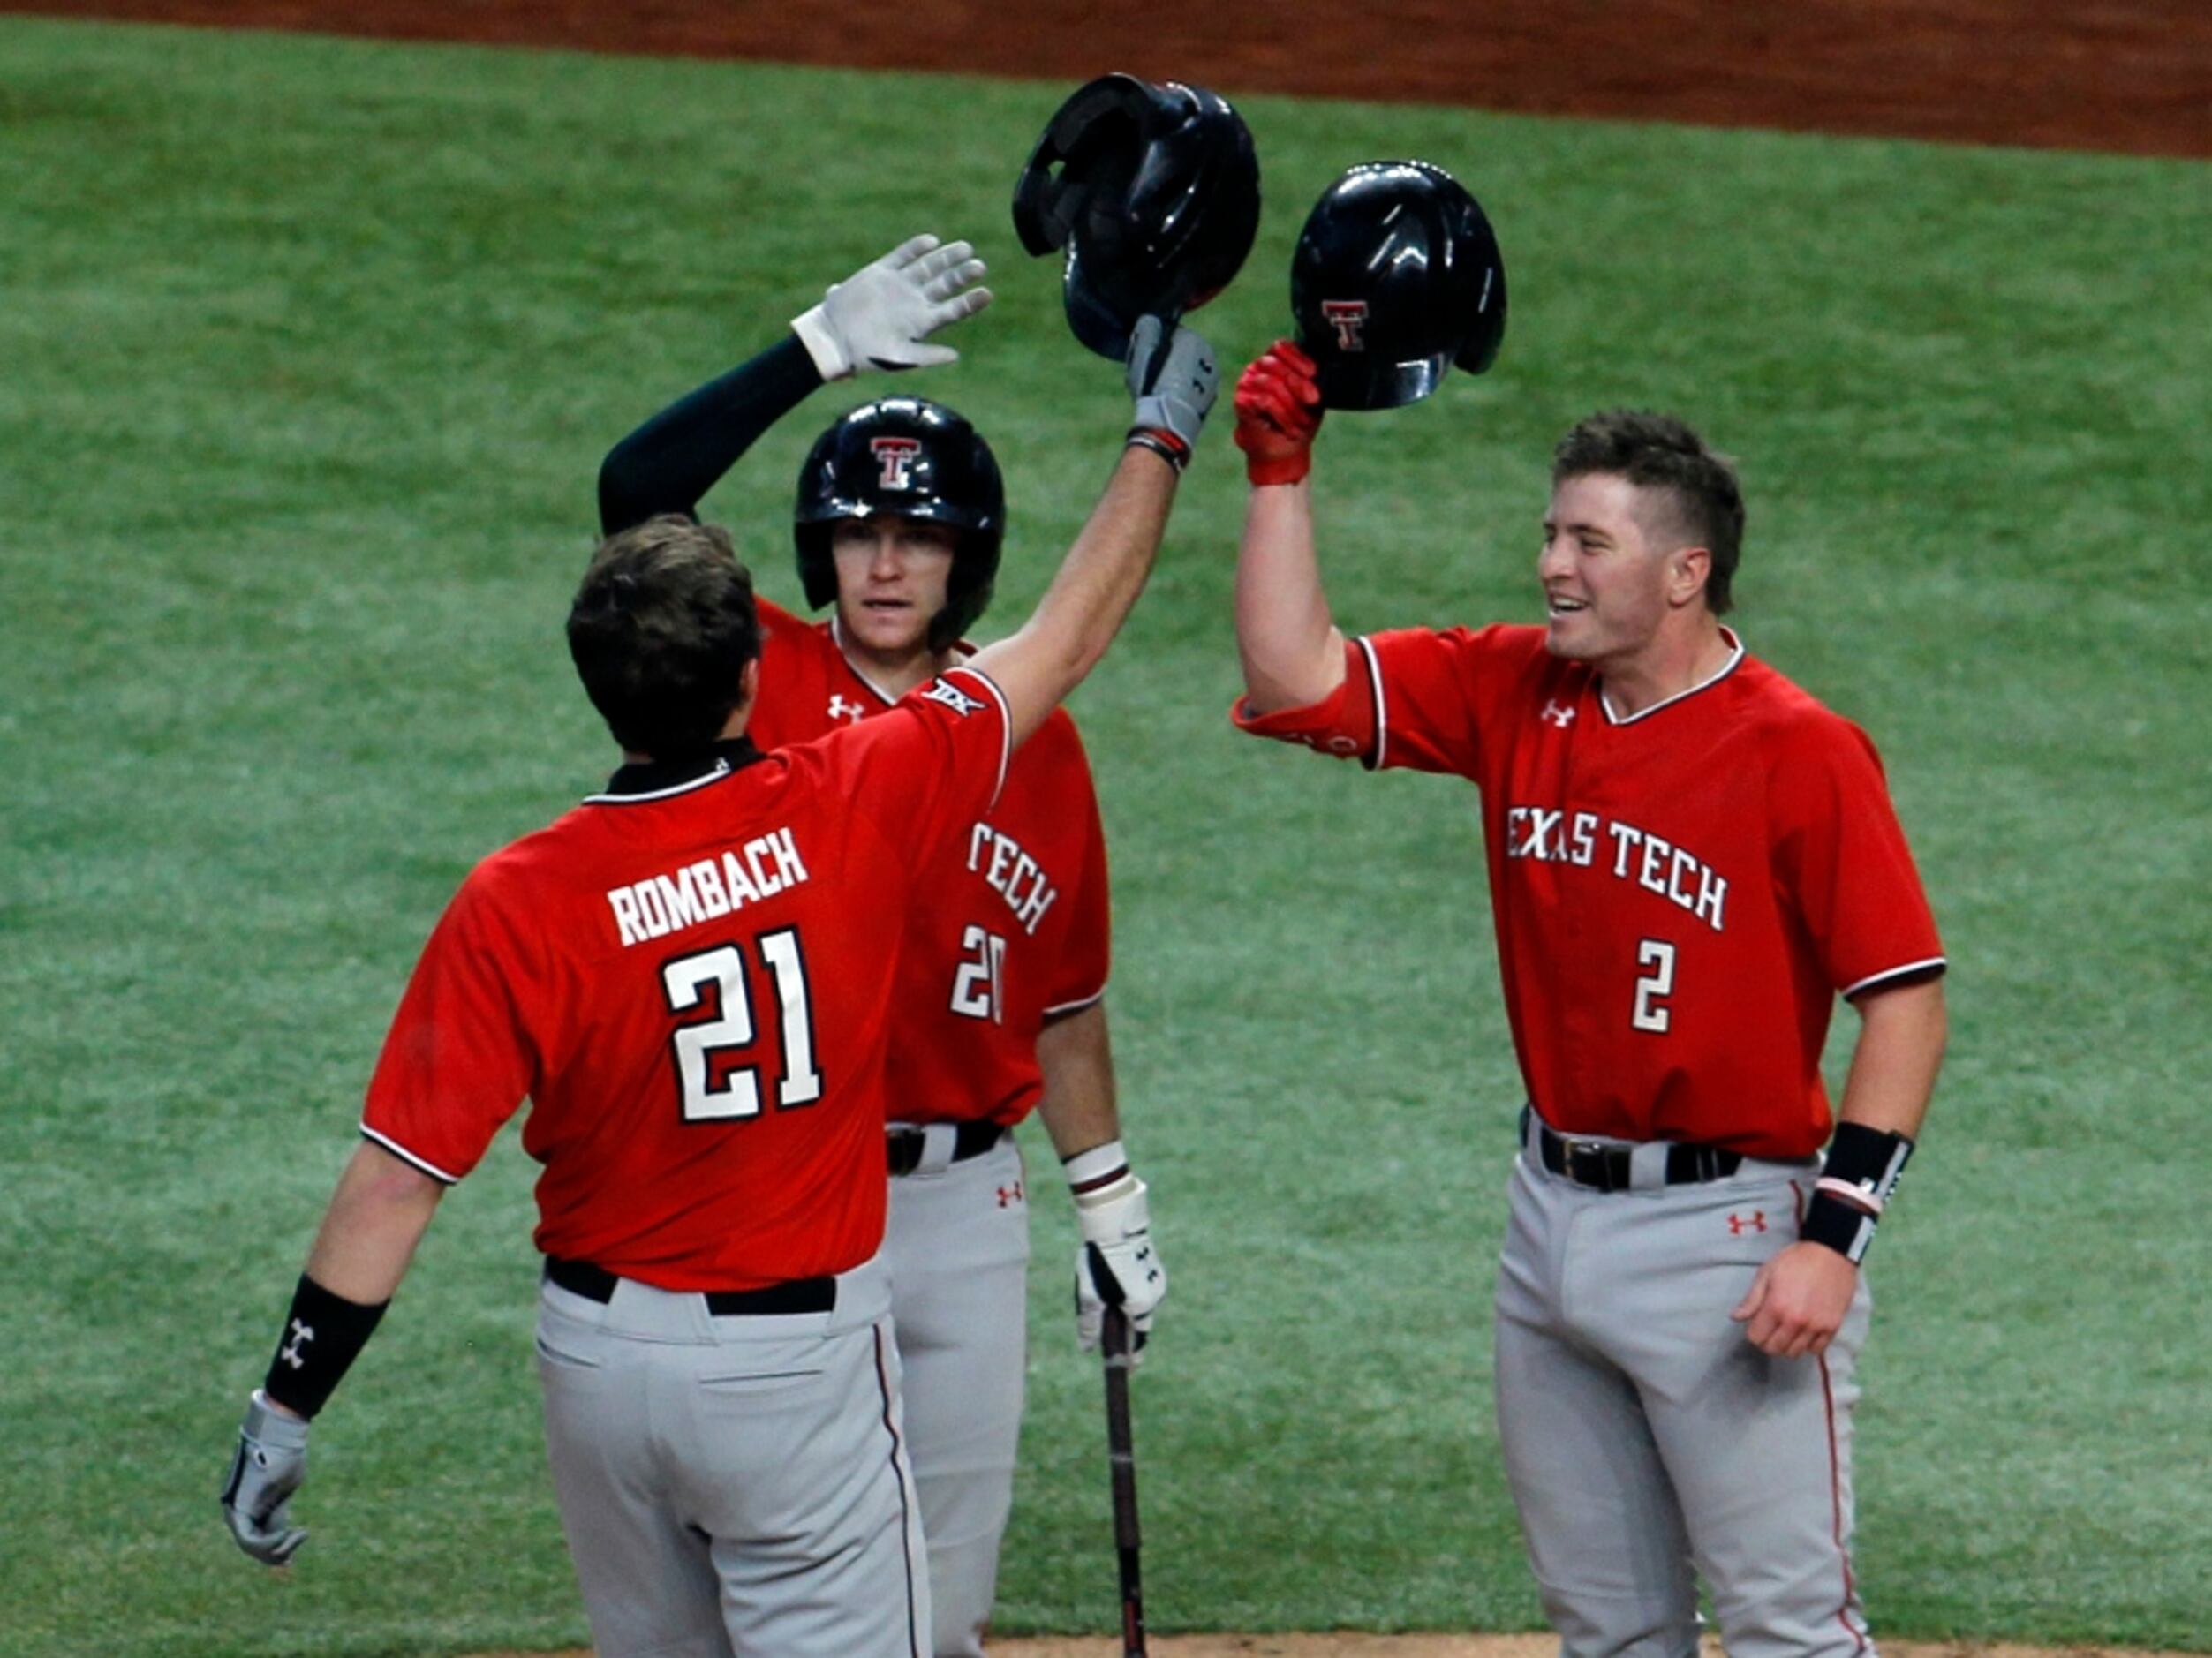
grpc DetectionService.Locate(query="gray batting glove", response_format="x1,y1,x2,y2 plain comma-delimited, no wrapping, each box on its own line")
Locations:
792,234,993,381
1074,1178,1166,1365
1124,315,1219,468
221,1390,311,1566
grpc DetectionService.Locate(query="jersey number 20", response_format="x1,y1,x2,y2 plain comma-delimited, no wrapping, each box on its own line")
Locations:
661,930,823,1122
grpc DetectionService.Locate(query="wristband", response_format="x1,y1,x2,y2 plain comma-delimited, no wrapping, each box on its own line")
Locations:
260,1274,389,1420
1064,1139,1134,1208
1125,427,1190,472
1800,1124,1915,1264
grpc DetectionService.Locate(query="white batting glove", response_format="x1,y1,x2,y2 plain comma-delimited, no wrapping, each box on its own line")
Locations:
220,1390,311,1566
1124,315,1219,471
792,234,993,381
1074,1175,1166,1365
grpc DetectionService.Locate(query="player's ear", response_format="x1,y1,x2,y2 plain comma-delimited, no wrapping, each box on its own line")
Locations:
1668,545,1713,611
734,657,761,726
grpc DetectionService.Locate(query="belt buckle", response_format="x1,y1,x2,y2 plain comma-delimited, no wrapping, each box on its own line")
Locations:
1564,1138,1614,1190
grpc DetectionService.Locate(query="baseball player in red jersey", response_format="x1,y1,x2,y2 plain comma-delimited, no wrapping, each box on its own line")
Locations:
1229,343,1947,1658
595,249,1159,1654
216,235,1218,1658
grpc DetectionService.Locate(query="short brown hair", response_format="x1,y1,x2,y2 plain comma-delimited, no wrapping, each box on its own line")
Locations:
567,516,761,757
1553,411,1746,614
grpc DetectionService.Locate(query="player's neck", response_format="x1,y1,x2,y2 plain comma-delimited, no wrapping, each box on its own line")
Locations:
1598,616,1733,720
837,631,960,702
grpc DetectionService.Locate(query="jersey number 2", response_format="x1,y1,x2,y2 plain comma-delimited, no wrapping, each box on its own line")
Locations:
1632,938,1676,1033
661,930,823,1122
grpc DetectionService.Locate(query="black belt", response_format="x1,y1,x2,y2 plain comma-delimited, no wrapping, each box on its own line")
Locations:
886,1119,1006,1177
543,1255,835,1315
1526,1108,1742,1192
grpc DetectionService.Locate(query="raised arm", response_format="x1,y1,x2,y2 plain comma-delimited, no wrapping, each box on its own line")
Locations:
598,234,992,536
1232,341,1347,713
967,319,1217,750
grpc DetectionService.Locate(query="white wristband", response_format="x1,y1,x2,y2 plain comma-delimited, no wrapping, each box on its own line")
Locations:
1065,1139,1131,1207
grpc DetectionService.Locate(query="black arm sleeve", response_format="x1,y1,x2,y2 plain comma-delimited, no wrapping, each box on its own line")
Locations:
597,335,827,536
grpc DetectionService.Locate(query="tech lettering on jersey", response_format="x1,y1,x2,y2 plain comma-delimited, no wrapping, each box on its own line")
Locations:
607,828,811,947
967,822,1059,936
1503,806,1728,933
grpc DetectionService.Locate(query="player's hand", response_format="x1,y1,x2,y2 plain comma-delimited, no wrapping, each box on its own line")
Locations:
1073,1177,1166,1366
792,234,993,381
1125,316,1219,471
1731,1240,1858,1359
220,1390,311,1566
1233,340,1324,486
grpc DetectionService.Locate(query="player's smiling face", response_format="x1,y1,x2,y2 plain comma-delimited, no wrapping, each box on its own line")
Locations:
1537,472,1680,667
831,516,959,666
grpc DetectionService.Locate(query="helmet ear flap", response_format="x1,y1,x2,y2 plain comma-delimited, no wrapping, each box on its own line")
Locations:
1012,73,1152,258
1014,73,1259,361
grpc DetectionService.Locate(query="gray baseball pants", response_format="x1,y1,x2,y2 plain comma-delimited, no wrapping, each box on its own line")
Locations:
535,1255,929,1658
883,1129,1031,1658
1494,1119,1876,1658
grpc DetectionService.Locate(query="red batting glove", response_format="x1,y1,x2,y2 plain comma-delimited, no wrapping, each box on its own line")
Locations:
1233,340,1324,487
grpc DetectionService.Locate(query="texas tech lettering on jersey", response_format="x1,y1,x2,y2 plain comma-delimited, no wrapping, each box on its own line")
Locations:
967,823,1058,936
1504,806,1727,933
607,828,811,947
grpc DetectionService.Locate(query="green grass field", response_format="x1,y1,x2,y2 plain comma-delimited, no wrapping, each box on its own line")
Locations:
3,17,2208,1656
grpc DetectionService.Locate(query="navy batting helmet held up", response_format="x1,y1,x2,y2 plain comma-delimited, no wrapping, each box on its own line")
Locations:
1291,160,1507,411
794,398,1006,652
1013,72,1261,360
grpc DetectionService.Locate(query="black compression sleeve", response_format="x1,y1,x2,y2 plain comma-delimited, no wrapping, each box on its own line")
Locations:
596,334,827,535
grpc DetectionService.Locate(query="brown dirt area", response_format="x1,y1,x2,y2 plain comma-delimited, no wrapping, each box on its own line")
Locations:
11,0,2212,157
472,1642,2201,1658
19,1,2202,1654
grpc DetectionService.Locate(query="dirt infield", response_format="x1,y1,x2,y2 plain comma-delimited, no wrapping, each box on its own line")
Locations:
476,1640,2201,1658
12,0,2211,156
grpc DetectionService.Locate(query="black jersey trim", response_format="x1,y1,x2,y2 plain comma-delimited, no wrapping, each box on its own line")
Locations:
1356,636,1388,770
586,737,768,804
827,615,906,709
1841,956,1948,1000
1600,627,1747,726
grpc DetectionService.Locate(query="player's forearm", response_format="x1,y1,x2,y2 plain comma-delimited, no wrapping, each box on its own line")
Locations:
1235,479,1347,713
597,335,825,535
300,1141,447,1305
970,446,1179,749
1033,1001,1121,1159
1835,976,1947,1141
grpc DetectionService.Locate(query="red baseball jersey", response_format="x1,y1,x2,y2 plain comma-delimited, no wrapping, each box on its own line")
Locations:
359,666,1013,1290
745,598,1111,1127
1235,626,1944,1158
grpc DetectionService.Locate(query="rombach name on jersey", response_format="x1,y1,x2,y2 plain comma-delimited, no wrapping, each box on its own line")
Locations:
607,829,811,947
1504,806,1728,933
968,823,1057,936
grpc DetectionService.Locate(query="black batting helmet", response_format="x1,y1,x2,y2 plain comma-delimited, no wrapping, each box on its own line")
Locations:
794,398,1005,652
1291,160,1507,411
1013,72,1260,360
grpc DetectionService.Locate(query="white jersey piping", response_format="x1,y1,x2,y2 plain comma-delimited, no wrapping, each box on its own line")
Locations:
1357,636,1388,769
1600,627,1747,726
828,614,908,708
359,1124,464,1186
582,757,733,805
943,665,1013,807
1841,956,1949,999
1043,984,1107,1018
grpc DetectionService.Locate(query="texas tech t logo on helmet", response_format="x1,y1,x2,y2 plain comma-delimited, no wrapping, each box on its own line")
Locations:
1321,300,1370,351
871,436,924,490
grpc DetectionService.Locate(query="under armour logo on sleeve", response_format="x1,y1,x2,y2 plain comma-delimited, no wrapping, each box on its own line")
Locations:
279,1318,315,1369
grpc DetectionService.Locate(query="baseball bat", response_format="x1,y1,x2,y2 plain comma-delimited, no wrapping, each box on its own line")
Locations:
1100,1304,1147,1658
